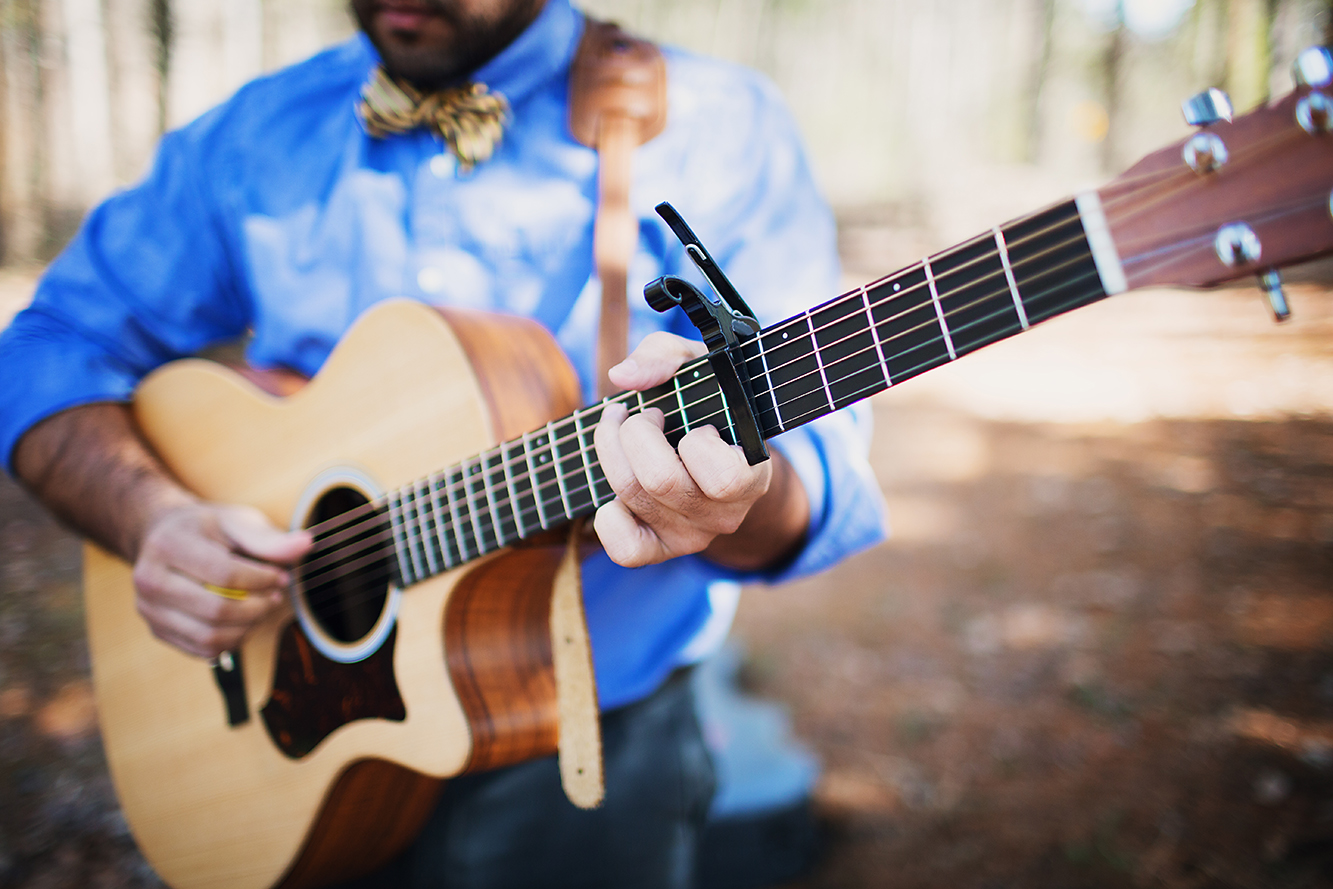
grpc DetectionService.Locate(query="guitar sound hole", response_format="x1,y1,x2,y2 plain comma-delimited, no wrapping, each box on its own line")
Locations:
299,486,394,645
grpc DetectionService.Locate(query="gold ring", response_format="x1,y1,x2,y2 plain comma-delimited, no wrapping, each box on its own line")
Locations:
204,583,249,601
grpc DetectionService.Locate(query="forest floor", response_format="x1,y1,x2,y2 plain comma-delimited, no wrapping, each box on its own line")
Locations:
1,259,1332,887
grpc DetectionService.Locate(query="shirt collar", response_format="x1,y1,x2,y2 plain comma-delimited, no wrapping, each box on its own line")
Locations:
354,0,582,108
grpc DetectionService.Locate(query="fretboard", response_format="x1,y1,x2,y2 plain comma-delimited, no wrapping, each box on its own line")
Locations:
339,197,1112,589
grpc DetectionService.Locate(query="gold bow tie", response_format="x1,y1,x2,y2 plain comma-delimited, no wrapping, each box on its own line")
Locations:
358,67,509,171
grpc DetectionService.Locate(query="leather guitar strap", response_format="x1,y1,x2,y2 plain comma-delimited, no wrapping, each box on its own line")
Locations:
548,20,667,810
569,19,668,398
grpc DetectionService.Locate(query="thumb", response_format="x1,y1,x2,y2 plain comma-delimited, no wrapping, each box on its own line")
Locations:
217,505,312,564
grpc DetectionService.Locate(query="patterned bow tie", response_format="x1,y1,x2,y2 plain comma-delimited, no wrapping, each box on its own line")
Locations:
357,67,510,171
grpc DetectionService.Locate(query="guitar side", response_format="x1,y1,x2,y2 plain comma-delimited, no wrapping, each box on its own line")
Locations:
83,300,583,889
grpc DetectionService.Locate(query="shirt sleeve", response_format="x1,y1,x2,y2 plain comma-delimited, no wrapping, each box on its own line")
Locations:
658,56,889,582
0,126,251,474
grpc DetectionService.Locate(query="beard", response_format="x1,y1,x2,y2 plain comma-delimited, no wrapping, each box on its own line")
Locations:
350,0,545,88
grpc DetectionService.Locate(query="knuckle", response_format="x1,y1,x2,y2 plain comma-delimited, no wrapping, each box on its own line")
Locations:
637,463,681,500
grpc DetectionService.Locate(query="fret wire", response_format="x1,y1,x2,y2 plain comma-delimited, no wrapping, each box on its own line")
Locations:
501,441,527,539
406,489,432,583
415,479,439,577
993,226,1030,330
385,493,416,587
574,406,599,503
462,458,489,553
444,466,470,562
407,489,432,581
479,450,504,548
672,376,690,433
548,421,574,520
806,311,836,412
522,430,550,529
755,334,784,431
922,258,957,360
428,472,457,570
860,284,892,388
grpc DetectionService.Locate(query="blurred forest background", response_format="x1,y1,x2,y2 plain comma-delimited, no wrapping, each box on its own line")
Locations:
0,0,1329,261
3,1,1333,888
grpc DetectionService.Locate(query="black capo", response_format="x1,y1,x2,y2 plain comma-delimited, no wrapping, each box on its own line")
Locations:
643,202,769,465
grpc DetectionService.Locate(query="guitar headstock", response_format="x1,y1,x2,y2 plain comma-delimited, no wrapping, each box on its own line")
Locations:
1099,46,1333,314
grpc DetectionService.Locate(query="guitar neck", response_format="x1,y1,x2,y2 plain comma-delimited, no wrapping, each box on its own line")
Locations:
382,195,1121,587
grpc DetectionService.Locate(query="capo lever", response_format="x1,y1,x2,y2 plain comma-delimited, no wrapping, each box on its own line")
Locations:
645,203,768,465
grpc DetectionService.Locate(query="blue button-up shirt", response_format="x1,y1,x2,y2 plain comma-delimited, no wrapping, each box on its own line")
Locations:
0,0,885,708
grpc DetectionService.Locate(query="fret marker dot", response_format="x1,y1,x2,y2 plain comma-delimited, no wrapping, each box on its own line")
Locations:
782,332,789,339
693,370,700,378
894,283,901,291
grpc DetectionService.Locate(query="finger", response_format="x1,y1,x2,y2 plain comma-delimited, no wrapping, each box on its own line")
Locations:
608,332,707,391
139,564,282,628
136,594,251,658
618,410,702,517
593,498,672,568
677,425,772,505
160,528,292,597
218,506,312,565
594,401,638,497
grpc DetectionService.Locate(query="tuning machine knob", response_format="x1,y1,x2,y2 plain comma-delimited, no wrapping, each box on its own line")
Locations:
1294,46,1333,89
1294,47,1333,134
1181,88,1233,175
1182,88,1233,127
1213,223,1292,321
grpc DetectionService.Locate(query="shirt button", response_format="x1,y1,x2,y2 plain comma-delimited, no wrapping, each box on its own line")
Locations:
418,267,446,294
429,153,456,178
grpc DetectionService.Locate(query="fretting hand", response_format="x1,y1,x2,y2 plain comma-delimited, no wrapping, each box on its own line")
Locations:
592,333,808,571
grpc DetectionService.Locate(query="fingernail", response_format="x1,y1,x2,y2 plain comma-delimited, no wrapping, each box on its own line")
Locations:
613,358,638,376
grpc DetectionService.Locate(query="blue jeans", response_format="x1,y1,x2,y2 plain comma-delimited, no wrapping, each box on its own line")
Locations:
337,669,717,889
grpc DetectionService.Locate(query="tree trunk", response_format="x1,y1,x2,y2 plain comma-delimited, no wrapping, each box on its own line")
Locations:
0,0,44,261
1024,0,1055,163
1100,0,1127,172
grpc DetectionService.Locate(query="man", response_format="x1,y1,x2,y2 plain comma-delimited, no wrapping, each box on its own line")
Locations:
0,0,886,885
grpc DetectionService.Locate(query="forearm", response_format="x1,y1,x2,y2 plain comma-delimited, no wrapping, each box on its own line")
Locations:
12,403,197,561
702,447,809,572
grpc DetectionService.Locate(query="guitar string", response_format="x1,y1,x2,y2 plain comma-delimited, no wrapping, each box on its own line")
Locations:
294,226,1108,602
294,217,1117,594
1123,191,1328,285
291,118,1316,561
298,203,1091,561
306,160,1300,610
293,256,1109,614
295,181,1330,598
293,211,1095,585
1103,126,1310,238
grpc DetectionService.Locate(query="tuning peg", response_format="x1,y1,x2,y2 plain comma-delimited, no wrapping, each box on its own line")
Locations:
1257,269,1291,322
1294,46,1333,89
1297,92,1333,134
1182,88,1233,127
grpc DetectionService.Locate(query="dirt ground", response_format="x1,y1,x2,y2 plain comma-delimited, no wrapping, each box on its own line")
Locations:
1,266,1332,887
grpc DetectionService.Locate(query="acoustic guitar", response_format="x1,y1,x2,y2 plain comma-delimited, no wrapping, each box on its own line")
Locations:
84,56,1333,889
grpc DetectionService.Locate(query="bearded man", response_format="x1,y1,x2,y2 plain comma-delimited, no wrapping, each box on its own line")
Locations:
0,1,886,885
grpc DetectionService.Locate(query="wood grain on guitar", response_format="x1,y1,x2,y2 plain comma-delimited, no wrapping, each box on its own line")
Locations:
83,65,1333,889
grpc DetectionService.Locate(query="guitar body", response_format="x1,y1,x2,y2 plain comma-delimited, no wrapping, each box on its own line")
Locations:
83,300,583,889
